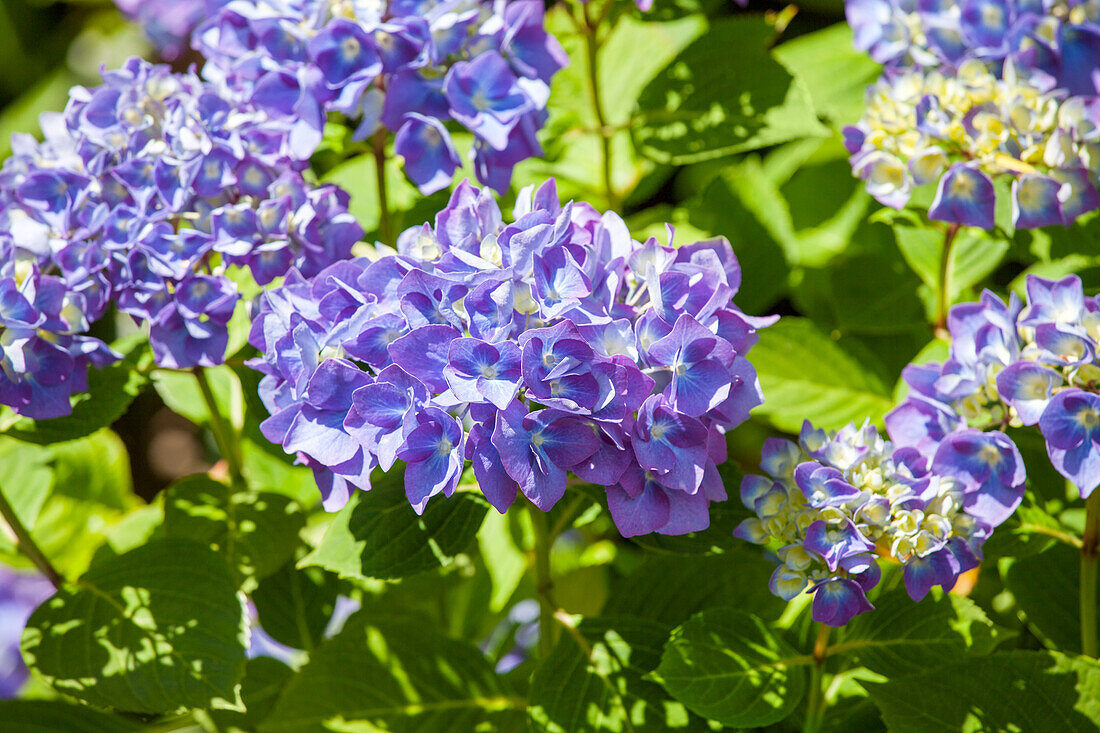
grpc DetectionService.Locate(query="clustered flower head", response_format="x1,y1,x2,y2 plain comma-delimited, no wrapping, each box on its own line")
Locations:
892,273,1100,498
845,60,1100,229
248,178,772,537
114,0,231,60
0,57,361,418
736,419,1025,626
846,0,1100,96
193,0,567,195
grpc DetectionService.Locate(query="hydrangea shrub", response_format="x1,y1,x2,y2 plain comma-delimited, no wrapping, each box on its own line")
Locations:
0,0,1099,730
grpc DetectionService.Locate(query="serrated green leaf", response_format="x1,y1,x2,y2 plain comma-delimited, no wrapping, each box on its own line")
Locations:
258,612,524,732
530,616,705,732
653,608,807,728
21,538,247,713
841,587,1004,676
604,551,786,629
771,24,882,126
4,338,151,445
301,473,489,580
1004,542,1089,653
864,651,1100,732
163,475,305,589
252,560,341,651
206,656,296,733
634,16,828,165
751,318,895,431
0,699,140,733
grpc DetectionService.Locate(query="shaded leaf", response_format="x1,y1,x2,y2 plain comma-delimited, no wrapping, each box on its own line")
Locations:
207,656,296,733
864,651,1100,732
841,587,1004,676
301,475,489,581
164,475,305,588
0,699,140,733
634,16,827,165
530,616,705,732
21,538,246,713
1004,542,1089,653
604,551,786,629
252,561,341,651
259,612,523,732
652,609,807,728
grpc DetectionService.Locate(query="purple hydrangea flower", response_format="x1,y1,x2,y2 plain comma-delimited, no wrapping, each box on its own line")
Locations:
735,419,1024,625
890,273,1100,499
0,58,362,418
194,0,567,193
248,178,773,537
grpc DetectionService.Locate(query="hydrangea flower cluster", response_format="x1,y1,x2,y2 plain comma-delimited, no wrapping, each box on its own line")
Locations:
892,273,1100,498
735,420,1025,626
193,0,567,194
114,0,230,60
846,0,1100,96
844,60,1100,229
0,57,361,418
248,178,772,536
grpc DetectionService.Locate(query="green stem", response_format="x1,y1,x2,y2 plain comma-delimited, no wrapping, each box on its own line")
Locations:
935,223,961,332
530,502,556,659
192,368,244,489
0,484,63,588
581,3,617,210
373,129,393,244
1081,490,1100,656
805,623,831,733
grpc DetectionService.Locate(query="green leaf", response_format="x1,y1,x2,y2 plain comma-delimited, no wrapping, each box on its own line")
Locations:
258,611,524,732
750,318,895,431
634,16,828,165
517,11,704,206
21,538,247,713
771,24,882,126
604,551,786,629
652,609,808,728
0,437,53,539
1004,542,1090,653
152,365,240,430
888,213,1010,306
864,651,1100,732
252,560,341,651
301,474,489,581
206,657,296,733
0,699,140,733
841,587,1004,676
477,508,529,613
163,475,306,588
529,616,705,732
4,338,151,445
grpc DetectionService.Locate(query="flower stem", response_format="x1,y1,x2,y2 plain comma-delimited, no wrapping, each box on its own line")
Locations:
805,623,831,733
935,223,961,333
1081,489,1100,656
372,129,393,244
193,367,244,490
0,485,63,589
581,3,617,211
529,502,557,659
